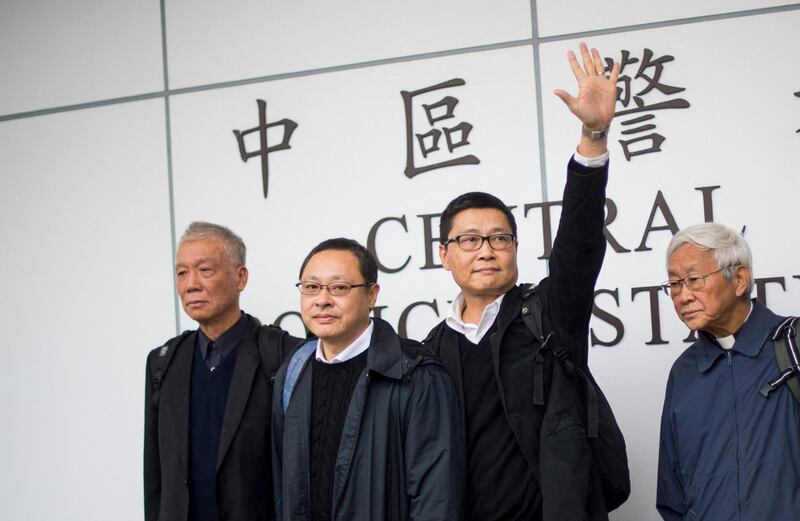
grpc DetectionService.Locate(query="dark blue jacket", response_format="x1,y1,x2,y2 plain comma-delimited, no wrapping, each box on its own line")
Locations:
657,300,800,520
271,318,463,521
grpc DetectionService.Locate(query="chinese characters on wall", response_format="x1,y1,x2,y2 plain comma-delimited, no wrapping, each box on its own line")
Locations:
233,99,298,198
228,49,800,200
604,49,690,161
401,78,480,178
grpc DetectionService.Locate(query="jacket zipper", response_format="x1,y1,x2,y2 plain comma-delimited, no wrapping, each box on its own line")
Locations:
726,351,742,520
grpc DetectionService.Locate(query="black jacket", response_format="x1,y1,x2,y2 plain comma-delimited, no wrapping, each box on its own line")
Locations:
144,314,303,521
425,158,610,521
272,318,463,521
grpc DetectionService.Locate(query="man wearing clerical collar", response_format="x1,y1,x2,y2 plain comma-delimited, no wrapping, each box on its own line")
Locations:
272,237,462,521
657,222,800,520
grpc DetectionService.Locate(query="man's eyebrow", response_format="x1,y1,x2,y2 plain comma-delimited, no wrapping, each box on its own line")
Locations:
302,274,347,282
667,264,702,277
176,257,214,267
454,226,510,234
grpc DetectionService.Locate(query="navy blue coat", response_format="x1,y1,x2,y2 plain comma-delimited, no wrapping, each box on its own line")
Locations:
657,300,800,520
271,318,463,521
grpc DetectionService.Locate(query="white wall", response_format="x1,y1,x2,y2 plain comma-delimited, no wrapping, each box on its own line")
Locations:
1,1,799,520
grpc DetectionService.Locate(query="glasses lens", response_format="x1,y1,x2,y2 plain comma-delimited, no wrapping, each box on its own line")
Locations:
489,234,514,249
685,276,705,291
327,283,352,296
457,235,483,251
299,282,321,295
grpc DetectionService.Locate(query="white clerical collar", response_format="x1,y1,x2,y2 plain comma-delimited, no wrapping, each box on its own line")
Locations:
716,301,754,350
315,320,374,364
445,292,506,345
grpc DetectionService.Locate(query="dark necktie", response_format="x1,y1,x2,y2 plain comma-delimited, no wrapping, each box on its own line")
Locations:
206,341,221,371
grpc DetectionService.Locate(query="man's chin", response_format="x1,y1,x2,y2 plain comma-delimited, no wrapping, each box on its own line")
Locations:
185,311,210,324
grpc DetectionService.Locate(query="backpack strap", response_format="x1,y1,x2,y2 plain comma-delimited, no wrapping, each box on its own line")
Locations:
149,330,192,409
258,324,300,380
519,283,553,407
282,340,317,412
520,284,601,438
760,316,800,403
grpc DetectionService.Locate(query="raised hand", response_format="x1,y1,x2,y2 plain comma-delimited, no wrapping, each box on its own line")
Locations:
554,42,620,132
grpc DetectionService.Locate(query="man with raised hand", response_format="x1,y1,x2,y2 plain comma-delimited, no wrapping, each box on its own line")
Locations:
425,43,624,521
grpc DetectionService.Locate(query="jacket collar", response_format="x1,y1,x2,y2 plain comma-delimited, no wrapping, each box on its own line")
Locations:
696,299,780,373
365,317,409,380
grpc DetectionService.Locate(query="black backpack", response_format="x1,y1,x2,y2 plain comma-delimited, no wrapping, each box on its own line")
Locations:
520,283,631,513
148,322,298,410
760,316,800,405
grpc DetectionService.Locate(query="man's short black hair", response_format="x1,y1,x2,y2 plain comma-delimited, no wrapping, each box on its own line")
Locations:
299,237,379,284
439,191,517,244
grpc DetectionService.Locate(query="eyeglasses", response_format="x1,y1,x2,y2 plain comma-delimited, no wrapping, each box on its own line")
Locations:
661,267,732,296
296,281,374,296
443,233,517,252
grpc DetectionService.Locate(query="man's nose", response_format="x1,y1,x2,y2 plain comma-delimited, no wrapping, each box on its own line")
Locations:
674,283,694,302
476,238,496,259
185,270,202,291
313,288,335,306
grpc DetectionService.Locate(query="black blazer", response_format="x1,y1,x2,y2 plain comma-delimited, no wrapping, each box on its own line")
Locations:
144,314,302,521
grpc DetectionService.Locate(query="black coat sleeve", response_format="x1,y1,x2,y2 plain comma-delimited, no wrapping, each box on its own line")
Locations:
546,157,608,368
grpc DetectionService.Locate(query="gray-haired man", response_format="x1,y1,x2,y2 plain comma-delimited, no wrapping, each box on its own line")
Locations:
657,222,800,520
144,222,302,521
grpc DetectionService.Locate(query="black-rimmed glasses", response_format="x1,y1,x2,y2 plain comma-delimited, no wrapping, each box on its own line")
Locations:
443,233,516,252
296,281,374,296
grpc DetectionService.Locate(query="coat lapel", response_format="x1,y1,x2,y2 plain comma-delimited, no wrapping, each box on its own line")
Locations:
216,325,260,471
332,371,369,509
331,321,396,509
164,331,196,475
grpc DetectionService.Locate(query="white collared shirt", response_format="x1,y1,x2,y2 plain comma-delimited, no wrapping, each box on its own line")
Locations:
445,293,506,345
314,320,374,363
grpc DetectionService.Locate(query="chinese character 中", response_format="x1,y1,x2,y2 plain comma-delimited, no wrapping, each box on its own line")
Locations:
604,49,690,161
401,78,480,178
233,99,298,199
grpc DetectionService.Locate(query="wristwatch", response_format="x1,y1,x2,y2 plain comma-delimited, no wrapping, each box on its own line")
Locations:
581,125,610,140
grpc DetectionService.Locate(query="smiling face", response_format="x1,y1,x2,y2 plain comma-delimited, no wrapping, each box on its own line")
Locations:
300,249,379,357
175,237,247,335
439,207,519,303
667,243,751,337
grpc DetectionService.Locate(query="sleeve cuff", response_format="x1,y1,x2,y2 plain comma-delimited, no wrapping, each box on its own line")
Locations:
573,150,609,168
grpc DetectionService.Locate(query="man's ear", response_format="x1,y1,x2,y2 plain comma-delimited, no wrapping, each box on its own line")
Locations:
237,265,249,291
733,265,750,298
368,283,380,308
439,244,451,271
